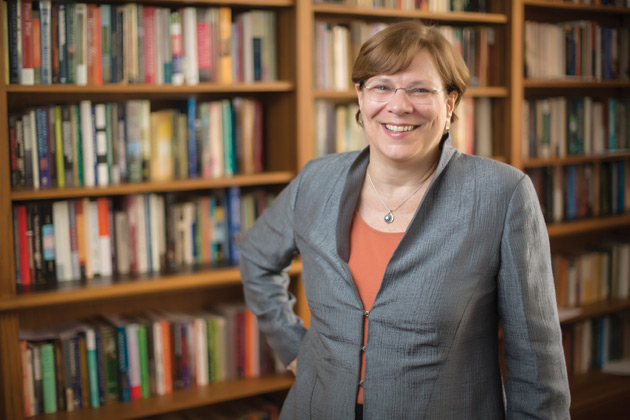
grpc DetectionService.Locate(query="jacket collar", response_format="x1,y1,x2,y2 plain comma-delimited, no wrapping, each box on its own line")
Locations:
335,134,460,263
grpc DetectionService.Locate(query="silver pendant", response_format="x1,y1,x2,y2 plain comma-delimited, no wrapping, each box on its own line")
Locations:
384,211,394,224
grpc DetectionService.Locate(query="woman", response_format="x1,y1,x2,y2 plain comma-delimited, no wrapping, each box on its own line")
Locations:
239,20,570,420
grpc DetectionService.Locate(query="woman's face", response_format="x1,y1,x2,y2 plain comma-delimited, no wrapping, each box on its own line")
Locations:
356,49,457,166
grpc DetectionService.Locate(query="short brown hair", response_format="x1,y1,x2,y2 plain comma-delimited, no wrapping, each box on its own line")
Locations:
352,20,470,123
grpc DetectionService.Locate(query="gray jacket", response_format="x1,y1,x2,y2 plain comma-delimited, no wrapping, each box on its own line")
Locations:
238,138,571,420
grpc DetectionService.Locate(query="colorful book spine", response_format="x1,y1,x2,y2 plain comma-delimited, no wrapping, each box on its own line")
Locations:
40,342,57,414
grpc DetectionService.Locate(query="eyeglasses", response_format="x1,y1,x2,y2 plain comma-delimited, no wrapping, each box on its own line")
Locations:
362,84,444,104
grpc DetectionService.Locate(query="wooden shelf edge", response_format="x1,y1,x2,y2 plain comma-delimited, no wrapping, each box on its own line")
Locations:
547,214,630,238
524,0,630,14
524,152,630,168
0,261,303,312
30,373,294,420
5,81,294,94
524,79,630,89
569,370,630,412
313,4,508,23
10,171,296,201
560,298,630,324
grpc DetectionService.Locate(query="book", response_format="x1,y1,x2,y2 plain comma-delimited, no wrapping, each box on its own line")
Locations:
40,342,57,413
52,200,72,281
21,0,34,85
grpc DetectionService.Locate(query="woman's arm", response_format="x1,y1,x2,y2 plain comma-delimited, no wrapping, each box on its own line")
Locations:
238,174,308,367
497,175,571,419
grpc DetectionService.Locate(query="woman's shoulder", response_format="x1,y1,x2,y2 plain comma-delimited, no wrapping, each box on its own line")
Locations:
300,149,364,176
452,152,528,191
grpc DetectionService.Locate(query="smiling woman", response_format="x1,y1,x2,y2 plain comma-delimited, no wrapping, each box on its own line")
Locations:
239,20,571,420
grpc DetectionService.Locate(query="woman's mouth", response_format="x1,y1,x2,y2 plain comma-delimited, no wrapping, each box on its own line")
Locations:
384,124,417,132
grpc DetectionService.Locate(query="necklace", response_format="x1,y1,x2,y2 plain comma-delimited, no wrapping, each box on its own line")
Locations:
367,171,431,224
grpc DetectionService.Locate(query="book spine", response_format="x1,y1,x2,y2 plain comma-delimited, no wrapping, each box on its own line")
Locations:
8,0,21,84
137,324,150,398
226,186,240,264
21,0,34,85
58,3,67,83
65,3,76,84
84,329,99,408
39,0,51,84
170,11,183,85
94,103,109,186
40,343,57,414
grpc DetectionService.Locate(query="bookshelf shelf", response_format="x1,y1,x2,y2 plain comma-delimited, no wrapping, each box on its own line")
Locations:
5,81,295,95
559,298,630,324
0,260,303,313
547,214,630,238
26,373,294,420
523,0,630,14
313,86,509,100
9,171,295,201
569,370,630,420
524,152,630,168
523,79,630,89
312,4,508,23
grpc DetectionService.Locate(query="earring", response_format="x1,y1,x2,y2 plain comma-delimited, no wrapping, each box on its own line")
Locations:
444,119,451,134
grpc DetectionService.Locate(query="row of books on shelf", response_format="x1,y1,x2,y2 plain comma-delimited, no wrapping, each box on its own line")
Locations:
562,311,630,376
522,97,630,160
11,187,272,288
552,237,630,308
18,305,281,417
4,0,277,86
314,21,497,91
8,96,264,190
528,162,629,223
313,97,494,157
314,0,491,12
314,101,365,157
524,20,630,80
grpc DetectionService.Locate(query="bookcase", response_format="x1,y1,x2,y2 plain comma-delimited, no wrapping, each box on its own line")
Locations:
509,1,630,419
1,1,629,420
0,0,305,419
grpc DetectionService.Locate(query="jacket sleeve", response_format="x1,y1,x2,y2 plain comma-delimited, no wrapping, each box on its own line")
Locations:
238,173,308,366
497,174,571,420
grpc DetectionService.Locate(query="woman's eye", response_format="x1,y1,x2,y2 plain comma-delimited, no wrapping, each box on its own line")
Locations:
374,85,392,92
412,88,431,94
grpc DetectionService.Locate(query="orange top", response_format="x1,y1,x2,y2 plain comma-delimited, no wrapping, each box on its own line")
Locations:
348,211,404,404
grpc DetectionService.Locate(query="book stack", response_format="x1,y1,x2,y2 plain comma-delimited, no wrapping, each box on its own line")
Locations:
552,237,630,308
18,305,281,417
527,162,629,223
524,20,630,81
313,21,497,90
314,101,365,157
11,188,273,289
4,1,277,86
7,97,264,190
522,97,630,160
562,311,630,376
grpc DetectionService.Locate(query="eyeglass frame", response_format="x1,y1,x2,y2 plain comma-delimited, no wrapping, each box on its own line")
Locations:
359,82,446,104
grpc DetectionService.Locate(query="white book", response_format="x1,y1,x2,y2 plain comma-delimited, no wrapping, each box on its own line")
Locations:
193,316,208,386
209,101,224,178
150,318,165,395
87,199,101,277
52,201,73,281
332,24,349,91
75,3,88,85
149,193,161,272
125,323,141,396
94,104,109,186
170,11,184,86
239,12,253,83
80,100,95,186
474,97,492,158
182,7,198,85
592,101,605,154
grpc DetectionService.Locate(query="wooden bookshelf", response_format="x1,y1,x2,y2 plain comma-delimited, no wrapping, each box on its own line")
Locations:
0,1,300,419
23,374,294,420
